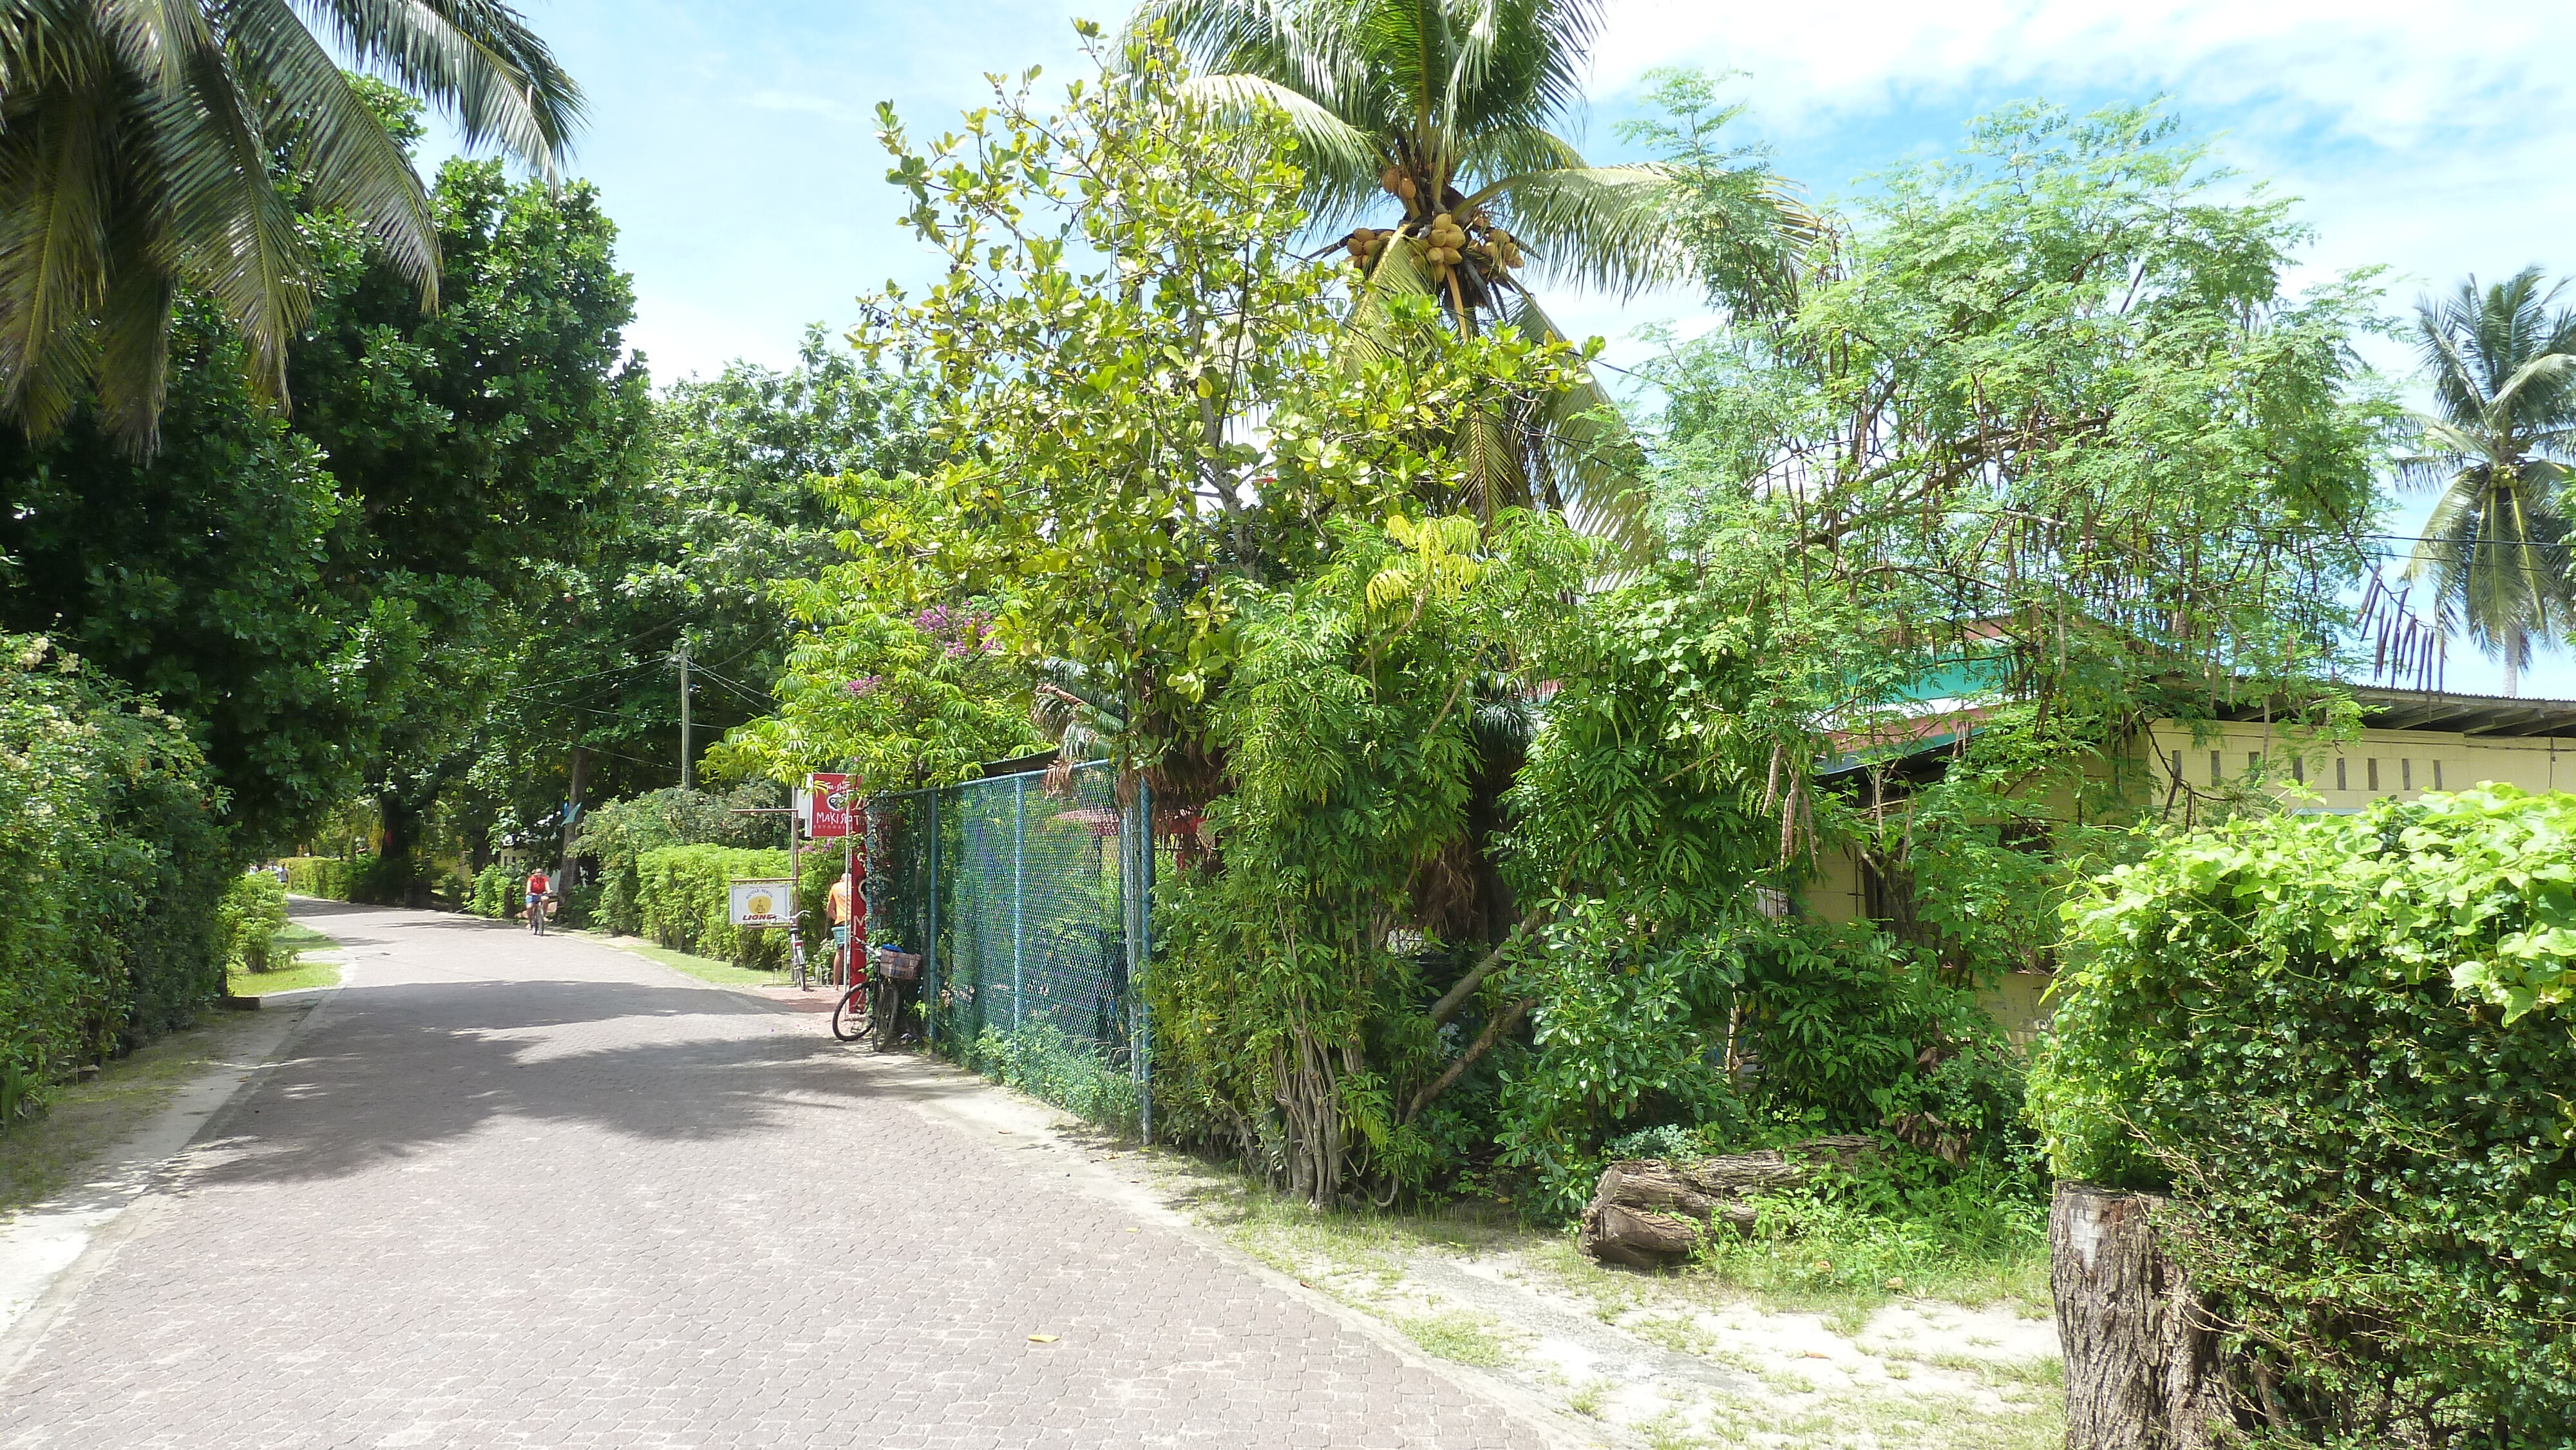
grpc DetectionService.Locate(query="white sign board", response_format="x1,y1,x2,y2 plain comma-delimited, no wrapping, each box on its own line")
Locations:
727,878,795,928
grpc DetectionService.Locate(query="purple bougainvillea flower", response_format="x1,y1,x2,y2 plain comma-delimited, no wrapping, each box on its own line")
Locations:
844,675,882,696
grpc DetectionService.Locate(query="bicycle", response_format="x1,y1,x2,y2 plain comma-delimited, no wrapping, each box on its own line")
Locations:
832,946,919,1050
527,892,549,937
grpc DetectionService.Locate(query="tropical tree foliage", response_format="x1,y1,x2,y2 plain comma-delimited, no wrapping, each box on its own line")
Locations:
0,0,582,449
2396,268,2576,696
454,332,933,865
1,153,646,865
1138,0,1811,541
791,24,1601,815
1636,98,2393,964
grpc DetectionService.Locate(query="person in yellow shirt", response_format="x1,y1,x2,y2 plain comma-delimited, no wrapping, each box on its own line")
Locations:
825,868,861,980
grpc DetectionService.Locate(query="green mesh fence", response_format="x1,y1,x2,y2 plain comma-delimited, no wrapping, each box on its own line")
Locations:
865,762,1153,1135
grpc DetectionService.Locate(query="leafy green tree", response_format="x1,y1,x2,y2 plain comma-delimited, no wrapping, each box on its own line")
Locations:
0,0,582,449
1636,99,2392,965
2397,268,2576,697
0,301,390,851
1417,100,2399,1207
1138,0,1810,536
458,332,935,867
285,156,650,881
1,156,648,867
1150,511,1591,1202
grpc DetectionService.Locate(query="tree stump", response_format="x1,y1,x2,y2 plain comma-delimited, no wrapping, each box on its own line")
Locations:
2050,1182,2237,1450
1578,1135,1877,1269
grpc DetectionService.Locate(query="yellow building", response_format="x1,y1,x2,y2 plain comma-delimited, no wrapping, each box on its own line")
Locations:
1795,684,2576,1042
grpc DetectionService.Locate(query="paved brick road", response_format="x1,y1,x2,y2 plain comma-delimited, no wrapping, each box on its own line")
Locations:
0,903,1548,1449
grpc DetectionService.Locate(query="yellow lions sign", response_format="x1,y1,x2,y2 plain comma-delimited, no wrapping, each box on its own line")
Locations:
727,878,794,928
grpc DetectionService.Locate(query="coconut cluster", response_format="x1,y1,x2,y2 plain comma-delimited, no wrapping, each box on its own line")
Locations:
1338,172,1530,283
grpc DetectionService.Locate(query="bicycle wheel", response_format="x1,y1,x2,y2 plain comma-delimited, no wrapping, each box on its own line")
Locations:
830,983,870,1042
869,975,902,1053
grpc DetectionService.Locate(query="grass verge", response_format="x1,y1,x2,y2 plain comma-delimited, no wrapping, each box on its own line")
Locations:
226,922,343,997
0,1011,278,1218
593,934,789,988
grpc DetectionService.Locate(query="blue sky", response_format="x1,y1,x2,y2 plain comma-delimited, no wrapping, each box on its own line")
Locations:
426,0,2575,693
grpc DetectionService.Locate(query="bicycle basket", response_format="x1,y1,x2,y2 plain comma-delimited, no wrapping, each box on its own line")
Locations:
875,949,922,981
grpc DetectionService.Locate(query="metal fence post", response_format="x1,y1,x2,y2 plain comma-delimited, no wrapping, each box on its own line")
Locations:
925,786,941,1046
1011,772,1025,1033
1136,780,1153,1144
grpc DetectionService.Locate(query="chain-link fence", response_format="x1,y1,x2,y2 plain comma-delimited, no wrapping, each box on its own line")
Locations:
864,762,1153,1136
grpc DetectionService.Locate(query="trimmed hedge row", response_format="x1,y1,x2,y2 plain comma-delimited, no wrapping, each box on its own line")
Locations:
634,844,847,969
2,636,234,1125
279,853,411,905
2033,786,2576,1444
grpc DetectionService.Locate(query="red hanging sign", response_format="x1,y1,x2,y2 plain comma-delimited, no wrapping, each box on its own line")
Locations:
803,771,855,838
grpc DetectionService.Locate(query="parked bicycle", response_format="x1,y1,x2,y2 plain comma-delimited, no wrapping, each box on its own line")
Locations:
832,945,919,1050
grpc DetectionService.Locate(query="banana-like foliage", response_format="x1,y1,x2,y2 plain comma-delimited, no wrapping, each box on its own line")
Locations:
2398,268,2576,696
1133,0,1811,549
0,0,581,451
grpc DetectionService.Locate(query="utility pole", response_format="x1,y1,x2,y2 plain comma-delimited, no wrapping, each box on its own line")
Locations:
676,641,694,790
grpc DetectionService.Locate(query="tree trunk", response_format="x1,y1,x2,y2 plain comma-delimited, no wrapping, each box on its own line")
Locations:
377,791,430,907
560,743,590,886
2504,624,2522,699
1578,1137,1878,1269
2051,1182,2238,1450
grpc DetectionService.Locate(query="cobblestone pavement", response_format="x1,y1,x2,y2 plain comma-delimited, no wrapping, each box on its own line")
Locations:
0,904,1551,1449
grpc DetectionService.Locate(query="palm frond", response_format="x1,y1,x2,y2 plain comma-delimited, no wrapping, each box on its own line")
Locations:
1453,120,1581,192
1465,163,1690,297
229,0,439,303
0,61,114,436
1180,71,1383,225
1499,290,1651,556
146,26,313,400
312,0,583,176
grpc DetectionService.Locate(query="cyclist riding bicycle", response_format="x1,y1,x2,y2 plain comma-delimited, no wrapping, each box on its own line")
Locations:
525,866,552,936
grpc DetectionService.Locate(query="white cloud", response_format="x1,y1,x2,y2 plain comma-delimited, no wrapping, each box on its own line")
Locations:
1593,0,2573,144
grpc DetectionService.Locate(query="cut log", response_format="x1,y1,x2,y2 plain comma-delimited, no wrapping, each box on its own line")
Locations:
2050,1182,2238,1450
1578,1135,1878,1269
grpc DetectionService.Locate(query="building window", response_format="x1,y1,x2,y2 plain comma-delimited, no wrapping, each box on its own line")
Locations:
2210,750,2222,786
2250,751,2262,775
2291,755,2305,784
2336,758,2348,791
2368,758,2380,791
2434,759,2444,790
2402,758,2413,791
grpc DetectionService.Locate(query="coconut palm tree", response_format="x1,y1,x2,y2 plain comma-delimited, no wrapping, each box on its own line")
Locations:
2400,268,2576,697
1132,0,1810,545
0,0,583,452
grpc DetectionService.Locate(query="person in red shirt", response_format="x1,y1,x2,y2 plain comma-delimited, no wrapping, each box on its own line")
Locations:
525,867,552,936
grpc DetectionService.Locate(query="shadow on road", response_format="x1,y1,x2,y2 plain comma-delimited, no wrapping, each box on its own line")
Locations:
185,975,948,1192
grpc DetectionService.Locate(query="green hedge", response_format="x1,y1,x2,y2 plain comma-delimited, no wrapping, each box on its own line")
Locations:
218,873,290,973
279,852,412,905
634,843,847,970
467,863,522,919
2032,786,2576,1444
281,856,352,900
1,636,233,1125
574,784,793,936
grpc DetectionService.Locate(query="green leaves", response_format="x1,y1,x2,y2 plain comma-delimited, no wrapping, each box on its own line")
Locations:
0,0,583,450
2031,785,2576,1435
